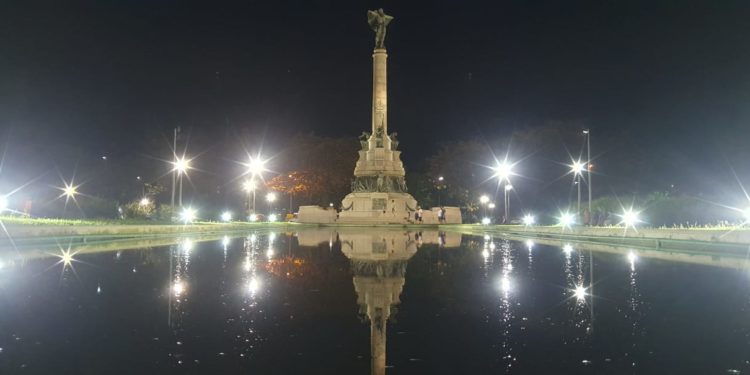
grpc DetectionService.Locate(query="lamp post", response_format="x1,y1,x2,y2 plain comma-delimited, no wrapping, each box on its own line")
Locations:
493,161,514,224
173,157,189,208
243,179,256,218
583,129,592,214
479,195,490,219
571,160,585,215
266,192,277,215
436,176,445,206
504,184,513,223
170,127,180,212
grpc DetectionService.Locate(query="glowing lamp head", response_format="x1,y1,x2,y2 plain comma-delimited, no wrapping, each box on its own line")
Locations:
620,209,641,228
266,192,276,203
505,184,513,191
488,203,496,209
180,207,197,223
481,217,491,225
479,195,490,204
522,214,535,226
173,157,190,174
63,185,78,198
221,211,232,222
570,160,586,176
438,176,444,181
249,214,258,222
268,213,278,222
494,161,513,182
247,157,266,176
742,207,750,222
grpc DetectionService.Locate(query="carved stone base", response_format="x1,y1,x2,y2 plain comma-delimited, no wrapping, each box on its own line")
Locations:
338,192,418,224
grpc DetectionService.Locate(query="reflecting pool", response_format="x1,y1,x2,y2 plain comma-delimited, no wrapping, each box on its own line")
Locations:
1,229,749,374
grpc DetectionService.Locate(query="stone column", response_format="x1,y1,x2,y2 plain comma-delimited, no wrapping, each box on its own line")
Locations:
372,49,388,135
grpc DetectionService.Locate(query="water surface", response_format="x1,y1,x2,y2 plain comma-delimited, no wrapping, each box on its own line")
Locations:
0,229,749,374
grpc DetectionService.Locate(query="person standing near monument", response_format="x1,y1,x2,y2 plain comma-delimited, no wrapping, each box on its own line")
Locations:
417,206,424,223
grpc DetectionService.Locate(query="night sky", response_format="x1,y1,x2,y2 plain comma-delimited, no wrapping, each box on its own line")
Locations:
1,1,749,199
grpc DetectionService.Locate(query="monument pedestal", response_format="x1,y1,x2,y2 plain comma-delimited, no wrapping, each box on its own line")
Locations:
338,192,417,224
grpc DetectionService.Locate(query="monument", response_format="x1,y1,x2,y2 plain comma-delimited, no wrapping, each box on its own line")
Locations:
297,9,461,224
336,8,418,224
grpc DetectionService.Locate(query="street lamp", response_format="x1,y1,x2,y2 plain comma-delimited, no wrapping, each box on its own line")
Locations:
247,156,266,178
266,192,277,215
243,179,257,218
171,157,190,208
479,195,490,219
493,160,514,223
436,176,446,206
570,159,586,214
504,184,513,223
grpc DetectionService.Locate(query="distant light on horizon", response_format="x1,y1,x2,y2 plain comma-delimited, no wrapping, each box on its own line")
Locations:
221,211,232,222
249,214,258,222
619,208,641,228
180,207,197,224
522,214,535,226
139,197,150,207
268,213,278,222
558,212,575,228
481,217,491,225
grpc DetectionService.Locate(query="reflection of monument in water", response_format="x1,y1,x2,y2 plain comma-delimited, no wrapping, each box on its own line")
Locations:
297,9,461,224
339,231,417,375
317,229,460,375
